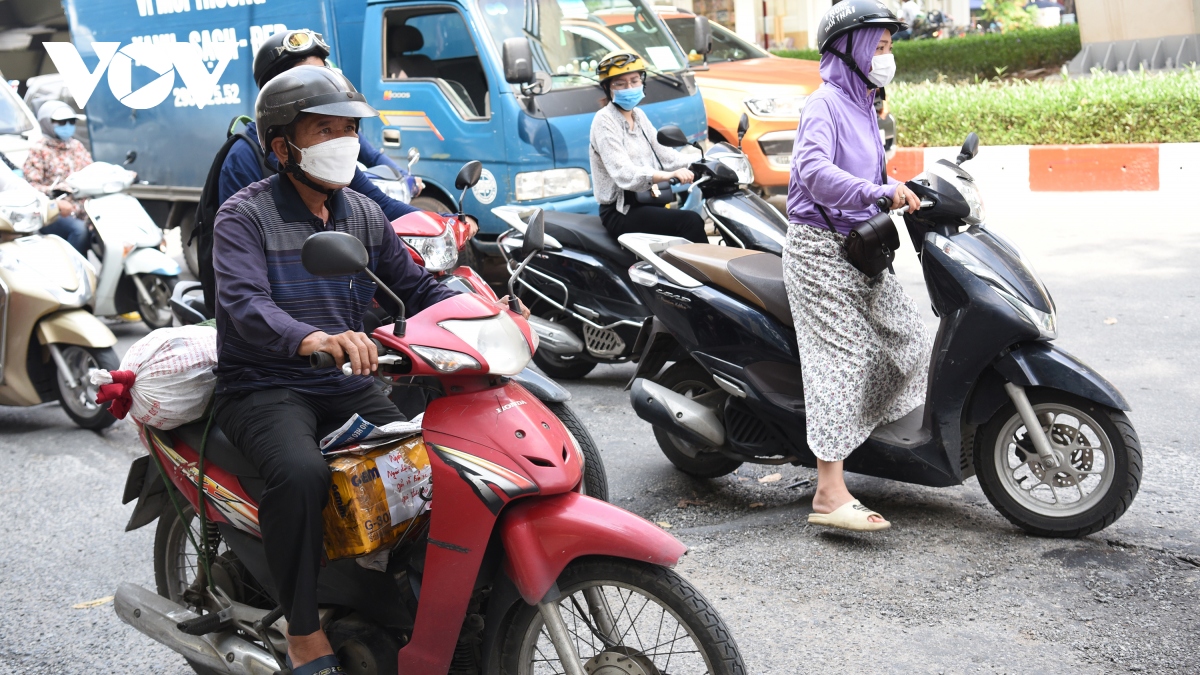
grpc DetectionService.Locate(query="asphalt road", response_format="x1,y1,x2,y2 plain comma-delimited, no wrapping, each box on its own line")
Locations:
2,193,1198,673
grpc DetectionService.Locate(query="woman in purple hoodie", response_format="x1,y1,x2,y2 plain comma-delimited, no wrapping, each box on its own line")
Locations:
784,0,928,532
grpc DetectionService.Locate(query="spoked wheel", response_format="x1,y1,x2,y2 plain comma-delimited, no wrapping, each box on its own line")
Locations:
54,344,118,430
137,274,178,330
652,361,741,478
545,401,609,502
974,388,1141,537
501,558,745,675
532,312,595,380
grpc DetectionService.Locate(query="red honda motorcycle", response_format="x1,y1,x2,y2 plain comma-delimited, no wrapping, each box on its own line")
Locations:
116,213,745,675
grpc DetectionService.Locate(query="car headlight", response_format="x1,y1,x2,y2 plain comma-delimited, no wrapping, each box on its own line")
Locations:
402,225,458,272
514,168,590,201
0,200,43,234
929,233,1057,339
717,155,754,185
371,177,412,204
744,95,806,118
438,311,532,376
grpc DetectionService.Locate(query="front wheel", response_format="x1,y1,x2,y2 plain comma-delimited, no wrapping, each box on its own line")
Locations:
137,274,178,330
500,557,746,675
54,344,118,430
974,388,1142,538
545,402,608,502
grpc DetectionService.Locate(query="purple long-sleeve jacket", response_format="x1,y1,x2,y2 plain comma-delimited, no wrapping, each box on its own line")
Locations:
786,27,897,236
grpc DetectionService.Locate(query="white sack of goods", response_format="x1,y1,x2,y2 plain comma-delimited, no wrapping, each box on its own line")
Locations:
89,325,218,429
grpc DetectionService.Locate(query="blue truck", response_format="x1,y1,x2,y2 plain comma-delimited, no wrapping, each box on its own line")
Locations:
55,0,708,261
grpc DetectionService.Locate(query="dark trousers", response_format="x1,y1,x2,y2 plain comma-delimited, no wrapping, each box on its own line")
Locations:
41,215,90,256
214,384,404,636
600,200,707,244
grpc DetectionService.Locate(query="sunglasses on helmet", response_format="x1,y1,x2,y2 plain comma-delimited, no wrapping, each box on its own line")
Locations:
597,53,639,77
276,30,329,56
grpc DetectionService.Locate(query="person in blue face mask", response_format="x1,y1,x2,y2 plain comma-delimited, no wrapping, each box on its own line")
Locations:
22,101,92,256
589,50,706,244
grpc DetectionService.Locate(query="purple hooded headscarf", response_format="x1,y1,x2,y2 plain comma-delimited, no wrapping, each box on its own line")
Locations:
785,26,896,235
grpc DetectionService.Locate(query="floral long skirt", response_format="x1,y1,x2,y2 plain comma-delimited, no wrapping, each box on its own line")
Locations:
782,223,931,462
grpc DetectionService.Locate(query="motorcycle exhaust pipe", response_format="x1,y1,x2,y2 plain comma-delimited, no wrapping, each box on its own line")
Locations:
114,583,279,675
528,315,585,355
630,378,725,449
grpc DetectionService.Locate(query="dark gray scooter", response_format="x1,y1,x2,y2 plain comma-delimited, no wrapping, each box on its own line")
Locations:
620,133,1140,537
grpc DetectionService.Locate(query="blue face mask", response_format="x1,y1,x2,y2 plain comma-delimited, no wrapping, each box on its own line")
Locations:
53,123,76,140
612,86,645,111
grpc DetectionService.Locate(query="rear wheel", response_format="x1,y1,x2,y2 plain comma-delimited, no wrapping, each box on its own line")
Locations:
180,216,200,277
137,274,178,330
974,388,1141,537
652,361,741,478
500,557,745,675
545,402,608,502
54,345,118,430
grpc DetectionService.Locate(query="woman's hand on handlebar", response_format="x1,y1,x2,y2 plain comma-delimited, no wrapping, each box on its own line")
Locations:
891,183,921,212
653,168,694,185
299,330,378,376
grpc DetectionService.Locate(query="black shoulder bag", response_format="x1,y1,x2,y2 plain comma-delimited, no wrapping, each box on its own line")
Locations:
814,165,901,278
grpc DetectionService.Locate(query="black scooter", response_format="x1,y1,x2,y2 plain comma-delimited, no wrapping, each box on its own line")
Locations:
493,115,791,379
620,133,1141,537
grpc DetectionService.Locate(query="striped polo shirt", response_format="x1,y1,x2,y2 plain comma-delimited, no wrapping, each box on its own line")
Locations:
212,174,456,396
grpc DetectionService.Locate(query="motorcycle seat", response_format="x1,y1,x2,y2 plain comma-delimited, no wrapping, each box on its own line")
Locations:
661,245,794,328
174,420,260,478
542,211,637,269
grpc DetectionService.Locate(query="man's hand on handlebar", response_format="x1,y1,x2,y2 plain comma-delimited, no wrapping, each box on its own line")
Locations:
299,330,378,376
497,295,531,320
891,183,921,212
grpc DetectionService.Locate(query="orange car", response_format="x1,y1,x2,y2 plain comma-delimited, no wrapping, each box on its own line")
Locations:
662,12,895,203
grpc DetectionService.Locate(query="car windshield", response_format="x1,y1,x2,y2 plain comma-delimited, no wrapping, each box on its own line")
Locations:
664,16,768,64
477,0,688,90
0,86,34,136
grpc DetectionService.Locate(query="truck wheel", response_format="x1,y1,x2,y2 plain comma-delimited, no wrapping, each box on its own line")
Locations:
652,361,742,478
55,345,118,430
180,216,200,277
974,388,1141,538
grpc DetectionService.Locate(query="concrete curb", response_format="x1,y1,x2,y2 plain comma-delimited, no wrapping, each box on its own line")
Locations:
887,143,1200,191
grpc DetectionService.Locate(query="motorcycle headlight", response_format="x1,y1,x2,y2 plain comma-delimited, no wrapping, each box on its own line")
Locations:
717,155,754,185
402,225,458,272
930,233,1057,339
437,311,532,376
0,199,44,234
928,162,985,225
371,177,412,204
411,345,481,373
744,95,807,118
514,168,590,201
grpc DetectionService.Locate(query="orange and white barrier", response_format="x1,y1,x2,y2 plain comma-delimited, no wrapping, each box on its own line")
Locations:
887,143,1200,192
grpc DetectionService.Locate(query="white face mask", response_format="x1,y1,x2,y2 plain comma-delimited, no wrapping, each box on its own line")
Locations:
868,53,896,88
291,136,359,186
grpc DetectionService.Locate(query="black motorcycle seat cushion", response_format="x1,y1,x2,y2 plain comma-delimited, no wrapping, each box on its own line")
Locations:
726,253,794,328
542,211,637,269
173,420,260,478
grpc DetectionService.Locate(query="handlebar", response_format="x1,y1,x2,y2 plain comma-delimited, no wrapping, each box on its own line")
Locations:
309,338,387,371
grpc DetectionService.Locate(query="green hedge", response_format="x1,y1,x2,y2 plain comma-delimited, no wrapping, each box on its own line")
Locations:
890,68,1200,146
773,25,1081,82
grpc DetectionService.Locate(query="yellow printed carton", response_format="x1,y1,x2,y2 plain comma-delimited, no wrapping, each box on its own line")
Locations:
321,436,431,560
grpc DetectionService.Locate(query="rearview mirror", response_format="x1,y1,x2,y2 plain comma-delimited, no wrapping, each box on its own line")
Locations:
956,132,979,165
124,150,137,166
521,209,545,258
502,37,535,85
455,160,483,190
302,231,368,277
656,125,689,148
736,114,749,147
693,16,713,55
407,147,420,168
